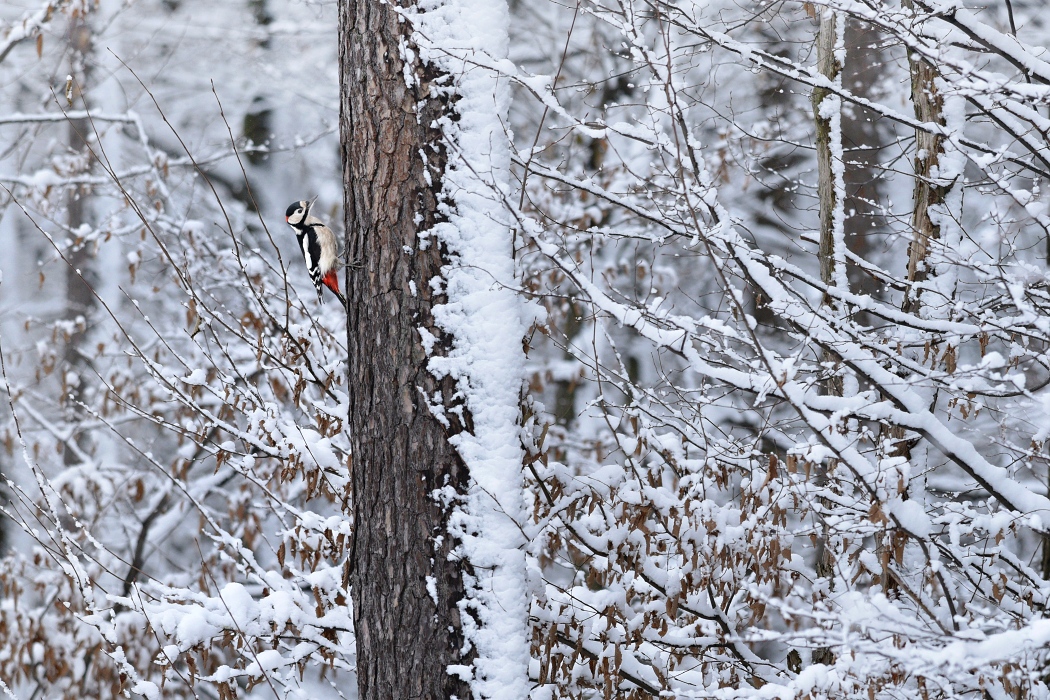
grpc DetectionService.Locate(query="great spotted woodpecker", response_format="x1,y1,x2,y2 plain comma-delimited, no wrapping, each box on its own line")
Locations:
285,199,345,307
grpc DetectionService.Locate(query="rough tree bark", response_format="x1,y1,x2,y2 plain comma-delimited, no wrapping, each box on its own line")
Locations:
339,1,475,699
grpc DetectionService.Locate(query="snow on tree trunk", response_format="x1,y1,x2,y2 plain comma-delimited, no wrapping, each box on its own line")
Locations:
412,2,530,696
812,9,846,305
903,5,948,317
340,0,527,697
810,11,843,665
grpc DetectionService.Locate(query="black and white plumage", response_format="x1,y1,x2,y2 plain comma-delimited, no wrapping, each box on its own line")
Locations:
285,199,345,306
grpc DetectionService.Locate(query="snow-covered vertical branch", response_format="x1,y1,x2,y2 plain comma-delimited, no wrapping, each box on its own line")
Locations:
810,10,846,648
901,0,953,318
884,0,959,467
812,6,848,417
412,1,529,697
813,8,847,305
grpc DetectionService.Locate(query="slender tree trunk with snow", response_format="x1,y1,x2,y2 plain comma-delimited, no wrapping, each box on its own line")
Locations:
902,29,947,315
812,10,840,308
63,11,96,464
812,9,844,400
810,9,841,666
887,3,949,462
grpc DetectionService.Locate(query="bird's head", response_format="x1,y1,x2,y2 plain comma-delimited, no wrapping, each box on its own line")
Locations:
285,200,310,226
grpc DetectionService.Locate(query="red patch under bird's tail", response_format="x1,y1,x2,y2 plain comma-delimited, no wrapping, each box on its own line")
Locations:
322,270,340,296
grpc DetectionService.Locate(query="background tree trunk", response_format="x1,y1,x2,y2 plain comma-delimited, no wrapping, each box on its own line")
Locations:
811,9,841,667
340,2,475,699
63,10,96,465
902,35,947,316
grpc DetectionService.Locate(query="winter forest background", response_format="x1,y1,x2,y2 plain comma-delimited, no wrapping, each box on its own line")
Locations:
2,0,1050,698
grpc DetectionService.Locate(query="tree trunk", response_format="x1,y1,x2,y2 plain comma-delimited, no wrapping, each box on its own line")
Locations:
902,41,947,315
839,20,887,303
812,9,844,401
340,2,475,699
889,3,949,461
63,11,97,465
811,8,840,667
813,10,840,308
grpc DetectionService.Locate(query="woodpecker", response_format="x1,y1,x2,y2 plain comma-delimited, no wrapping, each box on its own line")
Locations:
285,199,345,306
